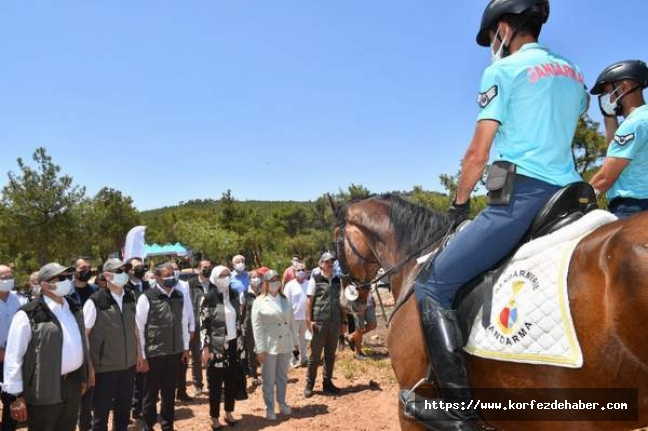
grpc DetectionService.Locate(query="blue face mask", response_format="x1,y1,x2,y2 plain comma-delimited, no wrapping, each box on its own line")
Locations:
161,277,177,289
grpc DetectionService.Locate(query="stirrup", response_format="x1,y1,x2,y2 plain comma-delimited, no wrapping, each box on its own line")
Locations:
401,376,428,412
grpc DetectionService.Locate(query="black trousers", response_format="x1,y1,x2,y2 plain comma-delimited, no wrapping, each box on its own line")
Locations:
176,355,189,396
308,321,340,385
78,385,93,431
27,368,83,431
190,334,204,389
131,371,145,417
92,367,135,431
207,342,238,419
143,353,181,431
0,362,17,431
244,324,259,378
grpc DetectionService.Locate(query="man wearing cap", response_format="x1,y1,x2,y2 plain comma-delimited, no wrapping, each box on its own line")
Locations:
283,263,309,368
304,252,345,397
69,257,98,431
2,262,90,431
0,264,22,431
84,258,143,431
136,263,190,431
589,60,648,218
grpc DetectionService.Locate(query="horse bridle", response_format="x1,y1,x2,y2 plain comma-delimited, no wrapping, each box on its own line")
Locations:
334,219,379,290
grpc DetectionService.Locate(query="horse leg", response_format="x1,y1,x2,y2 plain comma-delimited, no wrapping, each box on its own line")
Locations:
389,294,431,431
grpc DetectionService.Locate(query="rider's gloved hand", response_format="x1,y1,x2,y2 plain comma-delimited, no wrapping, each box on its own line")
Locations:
448,199,470,228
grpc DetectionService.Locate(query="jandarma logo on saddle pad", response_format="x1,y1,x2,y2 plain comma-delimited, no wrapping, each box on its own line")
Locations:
489,270,540,343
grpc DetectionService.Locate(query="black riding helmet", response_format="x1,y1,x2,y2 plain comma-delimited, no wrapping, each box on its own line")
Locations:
476,0,550,47
590,60,648,95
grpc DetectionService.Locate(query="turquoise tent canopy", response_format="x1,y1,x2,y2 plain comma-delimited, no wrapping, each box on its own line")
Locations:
144,243,188,257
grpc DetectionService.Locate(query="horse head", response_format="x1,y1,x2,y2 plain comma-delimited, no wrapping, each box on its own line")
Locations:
332,194,451,301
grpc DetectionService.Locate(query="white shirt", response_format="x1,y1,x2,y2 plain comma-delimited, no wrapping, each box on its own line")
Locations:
283,279,308,320
0,292,22,349
3,295,85,395
135,285,190,360
199,277,210,295
222,290,237,341
176,280,196,333
83,288,125,330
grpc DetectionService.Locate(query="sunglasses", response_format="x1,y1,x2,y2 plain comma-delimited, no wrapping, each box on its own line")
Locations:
50,273,73,282
110,269,126,274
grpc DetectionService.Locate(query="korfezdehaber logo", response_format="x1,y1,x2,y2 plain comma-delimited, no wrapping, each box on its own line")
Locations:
614,133,635,146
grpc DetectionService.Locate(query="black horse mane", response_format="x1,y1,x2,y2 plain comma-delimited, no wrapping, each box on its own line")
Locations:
381,193,451,256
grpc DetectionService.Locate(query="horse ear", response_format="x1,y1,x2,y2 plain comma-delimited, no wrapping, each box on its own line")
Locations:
327,193,341,219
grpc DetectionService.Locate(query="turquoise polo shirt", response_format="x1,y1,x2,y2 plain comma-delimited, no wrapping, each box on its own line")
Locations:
606,104,648,200
476,43,587,186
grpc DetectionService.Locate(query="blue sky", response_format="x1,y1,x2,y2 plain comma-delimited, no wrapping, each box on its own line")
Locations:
0,1,646,210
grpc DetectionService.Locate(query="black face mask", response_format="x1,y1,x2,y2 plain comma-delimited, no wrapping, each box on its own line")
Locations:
201,268,212,278
77,270,92,282
133,268,146,280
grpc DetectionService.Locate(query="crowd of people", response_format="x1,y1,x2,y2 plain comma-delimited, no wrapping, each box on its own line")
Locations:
0,251,380,431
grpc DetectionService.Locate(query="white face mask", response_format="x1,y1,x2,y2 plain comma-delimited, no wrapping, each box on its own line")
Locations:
52,279,72,297
295,269,307,281
110,272,129,288
599,87,622,116
251,277,261,287
268,281,281,294
490,27,509,64
216,277,230,293
234,262,245,273
0,278,14,292
31,283,41,295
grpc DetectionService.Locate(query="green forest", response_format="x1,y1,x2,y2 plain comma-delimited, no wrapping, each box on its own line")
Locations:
0,115,608,283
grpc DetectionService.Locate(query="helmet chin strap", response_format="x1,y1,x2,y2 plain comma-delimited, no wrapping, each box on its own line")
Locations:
615,84,641,116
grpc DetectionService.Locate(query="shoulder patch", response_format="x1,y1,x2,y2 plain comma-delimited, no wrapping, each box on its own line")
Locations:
477,85,498,109
614,133,635,146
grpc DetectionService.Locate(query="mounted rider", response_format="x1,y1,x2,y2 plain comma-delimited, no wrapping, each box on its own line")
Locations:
399,0,588,429
589,60,648,218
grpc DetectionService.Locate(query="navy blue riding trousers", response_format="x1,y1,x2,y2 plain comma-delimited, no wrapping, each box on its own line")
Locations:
415,175,560,309
608,197,648,219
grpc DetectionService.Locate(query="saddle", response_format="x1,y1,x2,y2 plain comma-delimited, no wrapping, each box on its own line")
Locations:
454,181,597,338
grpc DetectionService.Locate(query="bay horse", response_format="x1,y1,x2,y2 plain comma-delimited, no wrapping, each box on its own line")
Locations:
331,193,648,431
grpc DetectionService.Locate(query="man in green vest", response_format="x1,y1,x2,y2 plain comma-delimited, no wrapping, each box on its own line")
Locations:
304,252,346,398
84,258,144,431
135,263,190,431
3,262,90,431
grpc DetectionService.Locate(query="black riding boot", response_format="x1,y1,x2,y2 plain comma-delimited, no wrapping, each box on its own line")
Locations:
399,294,478,431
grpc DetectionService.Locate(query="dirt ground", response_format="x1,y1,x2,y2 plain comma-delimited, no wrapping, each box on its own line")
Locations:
139,291,401,431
